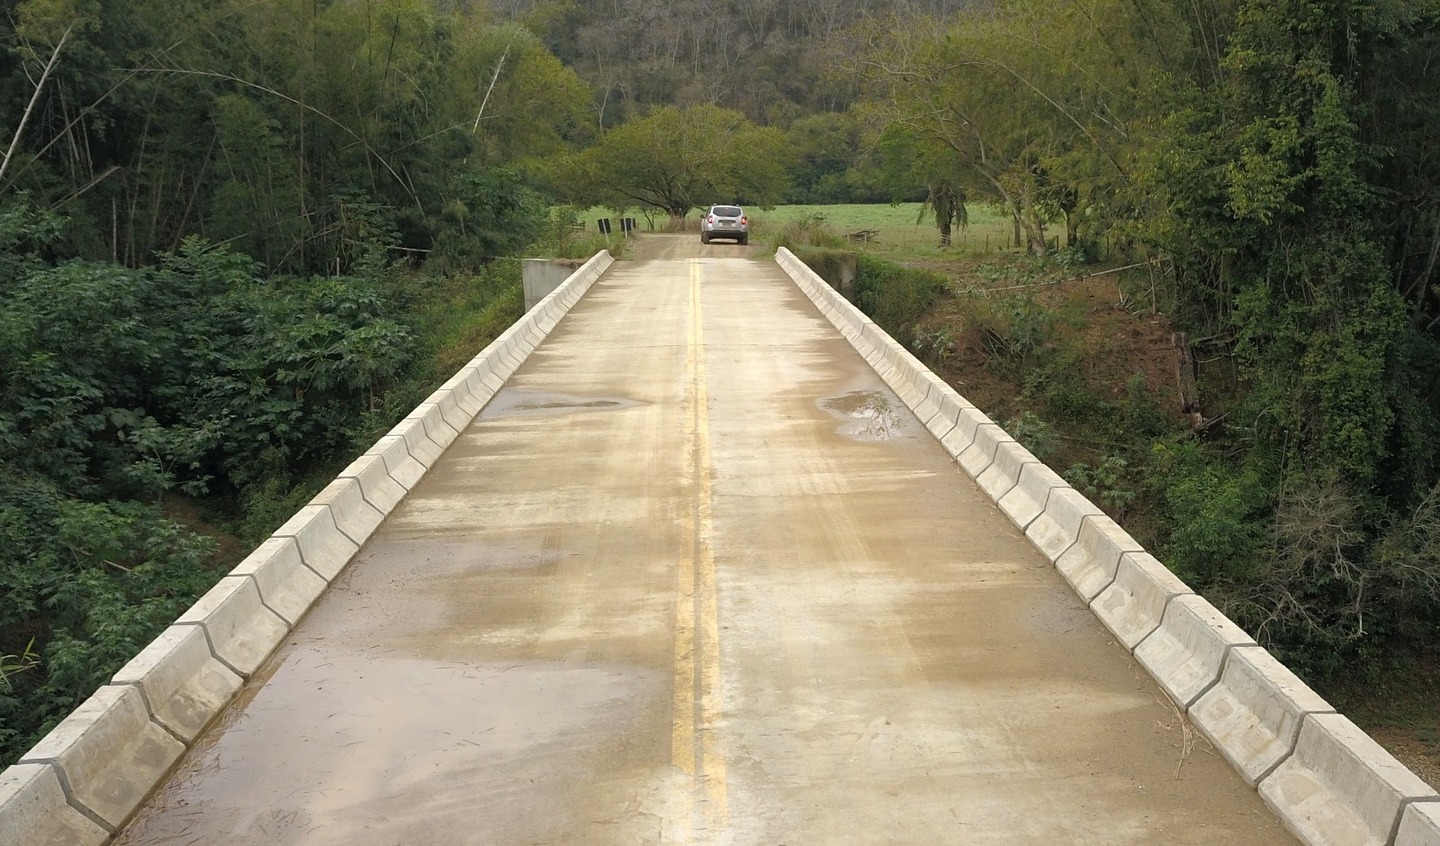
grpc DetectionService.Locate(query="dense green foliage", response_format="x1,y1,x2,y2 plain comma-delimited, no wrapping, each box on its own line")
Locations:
1140,0,1440,671
555,104,791,220
805,248,947,343
853,0,1440,676
0,0,580,761
494,0,979,126
0,0,585,274
0,191,540,760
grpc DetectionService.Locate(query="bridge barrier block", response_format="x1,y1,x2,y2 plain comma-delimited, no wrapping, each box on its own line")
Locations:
976,440,1039,502
844,300,869,329
408,403,461,454
111,625,243,743
494,336,525,377
508,319,533,350
273,505,361,581
998,462,1067,530
176,576,290,677
462,353,504,395
339,453,408,515
477,365,506,396
876,340,903,383
309,478,385,548
913,375,947,428
1026,487,1105,563
228,537,327,626
867,339,894,383
1191,645,1337,787
959,423,1013,479
364,435,426,490
471,333,509,375
0,763,110,846
521,319,544,350
428,387,473,435
941,407,993,460
1399,802,1440,846
1089,552,1191,650
1133,595,1256,710
888,348,917,395
507,326,534,362
890,356,927,409
1259,713,1438,846
441,368,487,418
19,685,185,832
1055,515,1143,601
857,324,884,365
386,416,444,468
926,388,967,442
862,322,888,359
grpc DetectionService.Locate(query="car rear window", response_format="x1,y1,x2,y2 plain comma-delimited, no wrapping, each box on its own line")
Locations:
713,206,742,217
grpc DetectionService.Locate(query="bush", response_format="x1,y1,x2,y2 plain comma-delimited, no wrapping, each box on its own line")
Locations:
771,213,844,250
850,253,947,343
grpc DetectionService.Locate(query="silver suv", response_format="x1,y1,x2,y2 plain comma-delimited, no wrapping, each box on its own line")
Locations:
700,205,748,245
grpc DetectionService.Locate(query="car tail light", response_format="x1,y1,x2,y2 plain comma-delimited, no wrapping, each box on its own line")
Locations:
707,215,715,223
740,216,748,225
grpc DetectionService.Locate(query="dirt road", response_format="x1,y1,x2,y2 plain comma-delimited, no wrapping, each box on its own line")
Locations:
116,235,1293,845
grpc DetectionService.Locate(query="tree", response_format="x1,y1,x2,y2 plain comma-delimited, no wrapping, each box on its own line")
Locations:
873,125,968,247
854,0,1186,253
561,104,789,221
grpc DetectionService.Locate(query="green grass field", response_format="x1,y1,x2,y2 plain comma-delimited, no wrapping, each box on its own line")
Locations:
749,203,1017,259
572,203,1024,260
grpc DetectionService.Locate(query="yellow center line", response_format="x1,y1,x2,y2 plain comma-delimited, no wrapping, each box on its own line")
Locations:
670,259,727,839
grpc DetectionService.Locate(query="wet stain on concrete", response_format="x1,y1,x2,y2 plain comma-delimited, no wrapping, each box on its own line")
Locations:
480,388,638,420
820,390,907,441
116,647,669,846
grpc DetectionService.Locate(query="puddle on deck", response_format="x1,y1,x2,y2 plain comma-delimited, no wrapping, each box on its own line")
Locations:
820,390,904,441
480,389,639,420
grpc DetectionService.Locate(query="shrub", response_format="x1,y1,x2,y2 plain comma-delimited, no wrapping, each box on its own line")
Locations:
850,253,947,343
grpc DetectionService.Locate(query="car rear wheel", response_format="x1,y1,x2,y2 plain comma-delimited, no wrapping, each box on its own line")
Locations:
738,235,748,245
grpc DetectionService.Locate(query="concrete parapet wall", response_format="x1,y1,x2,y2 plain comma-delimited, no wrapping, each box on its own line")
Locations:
175,576,290,677
774,246,1439,846
1399,802,1440,845
1191,645,1336,786
997,461,1067,530
0,764,109,845
522,257,582,312
110,625,243,743
1054,515,1141,601
0,250,614,845
226,537,327,626
976,440,1039,503
1133,594,1255,708
17,686,184,833
1260,714,1437,846
1090,551,1192,650
1026,487,1104,562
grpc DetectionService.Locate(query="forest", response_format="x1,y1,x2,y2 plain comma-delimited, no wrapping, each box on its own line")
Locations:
3,0,1440,765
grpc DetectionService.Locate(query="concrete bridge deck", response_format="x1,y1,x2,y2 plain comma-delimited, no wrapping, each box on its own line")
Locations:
111,239,1294,844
